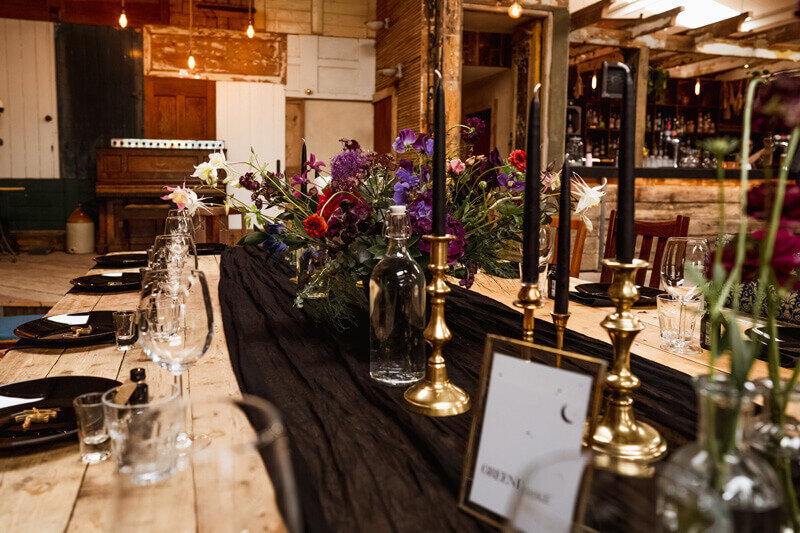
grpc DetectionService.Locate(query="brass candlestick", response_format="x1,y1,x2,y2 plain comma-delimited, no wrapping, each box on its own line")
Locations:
550,312,571,365
513,283,544,343
590,259,667,463
403,235,471,417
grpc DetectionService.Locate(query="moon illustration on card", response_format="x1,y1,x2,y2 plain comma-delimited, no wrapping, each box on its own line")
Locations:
560,404,574,424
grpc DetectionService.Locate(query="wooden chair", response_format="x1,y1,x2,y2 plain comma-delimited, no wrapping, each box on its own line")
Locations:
600,210,690,289
549,216,588,279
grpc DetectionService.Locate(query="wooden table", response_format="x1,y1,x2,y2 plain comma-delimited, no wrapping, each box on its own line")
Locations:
0,265,793,532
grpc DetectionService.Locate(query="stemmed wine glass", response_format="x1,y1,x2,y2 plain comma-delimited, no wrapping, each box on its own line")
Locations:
138,269,214,449
164,215,199,262
660,237,710,354
151,233,198,270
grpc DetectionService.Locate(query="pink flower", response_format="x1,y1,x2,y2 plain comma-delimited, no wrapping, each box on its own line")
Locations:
447,159,466,175
162,184,206,214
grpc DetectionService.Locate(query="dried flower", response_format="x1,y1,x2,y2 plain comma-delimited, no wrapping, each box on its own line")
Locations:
303,214,328,239
508,149,527,172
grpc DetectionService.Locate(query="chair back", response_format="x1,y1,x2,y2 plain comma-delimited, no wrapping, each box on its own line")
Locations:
601,210,690,288
549,216,587,279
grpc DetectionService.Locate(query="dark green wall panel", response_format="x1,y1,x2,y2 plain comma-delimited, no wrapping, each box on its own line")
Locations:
0,179,95,231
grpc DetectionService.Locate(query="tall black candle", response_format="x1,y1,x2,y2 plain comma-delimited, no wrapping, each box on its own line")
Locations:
432,75,446,236
276,159,281,175
521,95,541,284
300,142,308,195
617,64,635,263
555,157,571,314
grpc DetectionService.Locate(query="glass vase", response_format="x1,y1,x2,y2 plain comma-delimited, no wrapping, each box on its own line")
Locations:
749,378,800,533
657,374,783,533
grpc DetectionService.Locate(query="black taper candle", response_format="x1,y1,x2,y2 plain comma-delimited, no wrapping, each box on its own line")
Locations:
276,159,281,175
555,157,571,314
521,95,541,284
300,142,308,195
432,74,446,236
617,64,635,263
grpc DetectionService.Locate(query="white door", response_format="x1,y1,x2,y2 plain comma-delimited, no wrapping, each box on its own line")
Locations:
0,18,60,178
216,81,286,229
286,35,375,101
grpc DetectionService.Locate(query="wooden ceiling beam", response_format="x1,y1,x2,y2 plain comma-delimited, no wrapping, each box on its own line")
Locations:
715,60,800,81
653,53,709,70
680,13,749,41
570,27,800,61
667,56,750,78
570,0,613,31
628,7,683,39
569,46,618,66
737,21,800,47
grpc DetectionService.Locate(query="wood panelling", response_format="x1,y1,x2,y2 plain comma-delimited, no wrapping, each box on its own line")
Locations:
0,18,60,179
0,0,169,27
216,80,285,229
285,98,304,178
374,0,425,132
168,0,247,30
144,76,215,139
373,95,393,154
55,23,144,182
143,25,286,83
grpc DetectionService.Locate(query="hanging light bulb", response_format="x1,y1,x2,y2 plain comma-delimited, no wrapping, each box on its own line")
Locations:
508,1,522,18
188,55,196,70
744,63,750,69
187,0,195,71
118,0,127,28
591,72,597,90
694,78,701,96
246,22,255,38
246,0,255,38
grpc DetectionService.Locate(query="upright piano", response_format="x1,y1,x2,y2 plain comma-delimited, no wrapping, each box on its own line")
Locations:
95,139,227,253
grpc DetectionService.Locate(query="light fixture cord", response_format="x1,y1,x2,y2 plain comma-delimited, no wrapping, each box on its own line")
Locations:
189,0,193,56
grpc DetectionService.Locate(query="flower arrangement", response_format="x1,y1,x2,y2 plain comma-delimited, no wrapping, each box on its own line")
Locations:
168,119,604,323
691,73,800,530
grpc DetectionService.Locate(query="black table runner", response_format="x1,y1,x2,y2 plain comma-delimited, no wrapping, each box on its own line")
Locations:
219,246,698,532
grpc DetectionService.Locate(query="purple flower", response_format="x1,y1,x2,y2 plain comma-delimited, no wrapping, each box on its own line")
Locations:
392,129,416,153
411,133,434,156
408,190,432,220
305,153,326,173
497,172,525,191
397,159,414,173
462,117,486,144
459,263,477,288
754,75,800,132
392,168,420,205
330,149,368,193
339,138,361,151
415,214,466,265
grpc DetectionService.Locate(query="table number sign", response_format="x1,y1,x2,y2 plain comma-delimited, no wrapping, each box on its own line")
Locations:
459,335,606,530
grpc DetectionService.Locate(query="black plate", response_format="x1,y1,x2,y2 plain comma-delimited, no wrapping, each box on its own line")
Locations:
14,311,116,347
747,326,800,368
93,252,148,268
0,376,120,449
71,272,141,293
196,242,228,255
575,283,665,305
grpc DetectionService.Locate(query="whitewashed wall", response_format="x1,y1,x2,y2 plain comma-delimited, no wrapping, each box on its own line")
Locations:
0,18,60,178
216,81,286,229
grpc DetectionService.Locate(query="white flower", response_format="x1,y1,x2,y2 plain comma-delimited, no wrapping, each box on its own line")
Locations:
192,152,227,186
571,176,606,232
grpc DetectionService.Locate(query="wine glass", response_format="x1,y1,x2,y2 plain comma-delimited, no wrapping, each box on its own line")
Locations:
138,269,213,449
164,215,199,260
167,208,205,241
538,226,556,290
151,234,198,270
660,237,709,354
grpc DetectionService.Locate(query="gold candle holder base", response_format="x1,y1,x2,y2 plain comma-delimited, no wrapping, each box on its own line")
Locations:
403,235,471,417
550,312,571,364
513,283,544,343
590,258,667,463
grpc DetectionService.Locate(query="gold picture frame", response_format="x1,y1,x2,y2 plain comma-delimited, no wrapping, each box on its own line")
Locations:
458,334,607,528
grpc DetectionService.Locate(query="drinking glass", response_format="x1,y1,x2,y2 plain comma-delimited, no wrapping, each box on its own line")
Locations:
167,208,204,240
138,269,213,449
102,383,183,485
660,237,709,355
538,226,555,291
73,392,110,464
113,311,137,351
164,215,195,239
151,234,198,270
657,294,702,353
110,394,302,533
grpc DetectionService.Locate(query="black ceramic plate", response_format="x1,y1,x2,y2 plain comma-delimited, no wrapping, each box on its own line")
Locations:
14,311,116,347
575,283,665,305
93,252,148,268
70,272,141,292
747,326,800,367
0,375,120,449
196,242,228,255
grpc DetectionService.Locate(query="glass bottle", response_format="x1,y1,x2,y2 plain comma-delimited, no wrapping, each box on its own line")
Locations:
658,375,783,533
369,205,426,386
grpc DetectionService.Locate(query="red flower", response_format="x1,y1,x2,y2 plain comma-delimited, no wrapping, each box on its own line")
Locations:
303,215,328,239
508,149,527,172
316,189,361,220
713,229,800,289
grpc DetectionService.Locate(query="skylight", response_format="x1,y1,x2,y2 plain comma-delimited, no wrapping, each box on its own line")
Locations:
641,0,741,29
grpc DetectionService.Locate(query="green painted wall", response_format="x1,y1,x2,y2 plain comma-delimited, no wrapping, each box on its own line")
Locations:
0,179,96,231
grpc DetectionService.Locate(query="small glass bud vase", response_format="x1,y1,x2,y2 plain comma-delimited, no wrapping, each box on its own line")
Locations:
658,374,783,533
749,378,800,533
369,205,425,386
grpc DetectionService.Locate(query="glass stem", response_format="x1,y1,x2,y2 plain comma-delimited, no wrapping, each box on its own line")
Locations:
678,299,686,347
173,372,185,400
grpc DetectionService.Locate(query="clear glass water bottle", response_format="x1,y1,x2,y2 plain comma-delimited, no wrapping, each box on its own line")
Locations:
369,205,426,385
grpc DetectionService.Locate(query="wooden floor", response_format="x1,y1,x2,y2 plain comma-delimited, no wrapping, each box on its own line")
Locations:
0,252,95,311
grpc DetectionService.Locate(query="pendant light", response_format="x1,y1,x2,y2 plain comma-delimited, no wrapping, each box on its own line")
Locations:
188,0,196,70
246,0,255,38
508,1,522,19
694,78,701,96
591,71,597,90
118,0,127,28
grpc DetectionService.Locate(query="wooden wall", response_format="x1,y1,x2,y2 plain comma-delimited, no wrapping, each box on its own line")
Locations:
0,0,169,27
374,0,425,132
